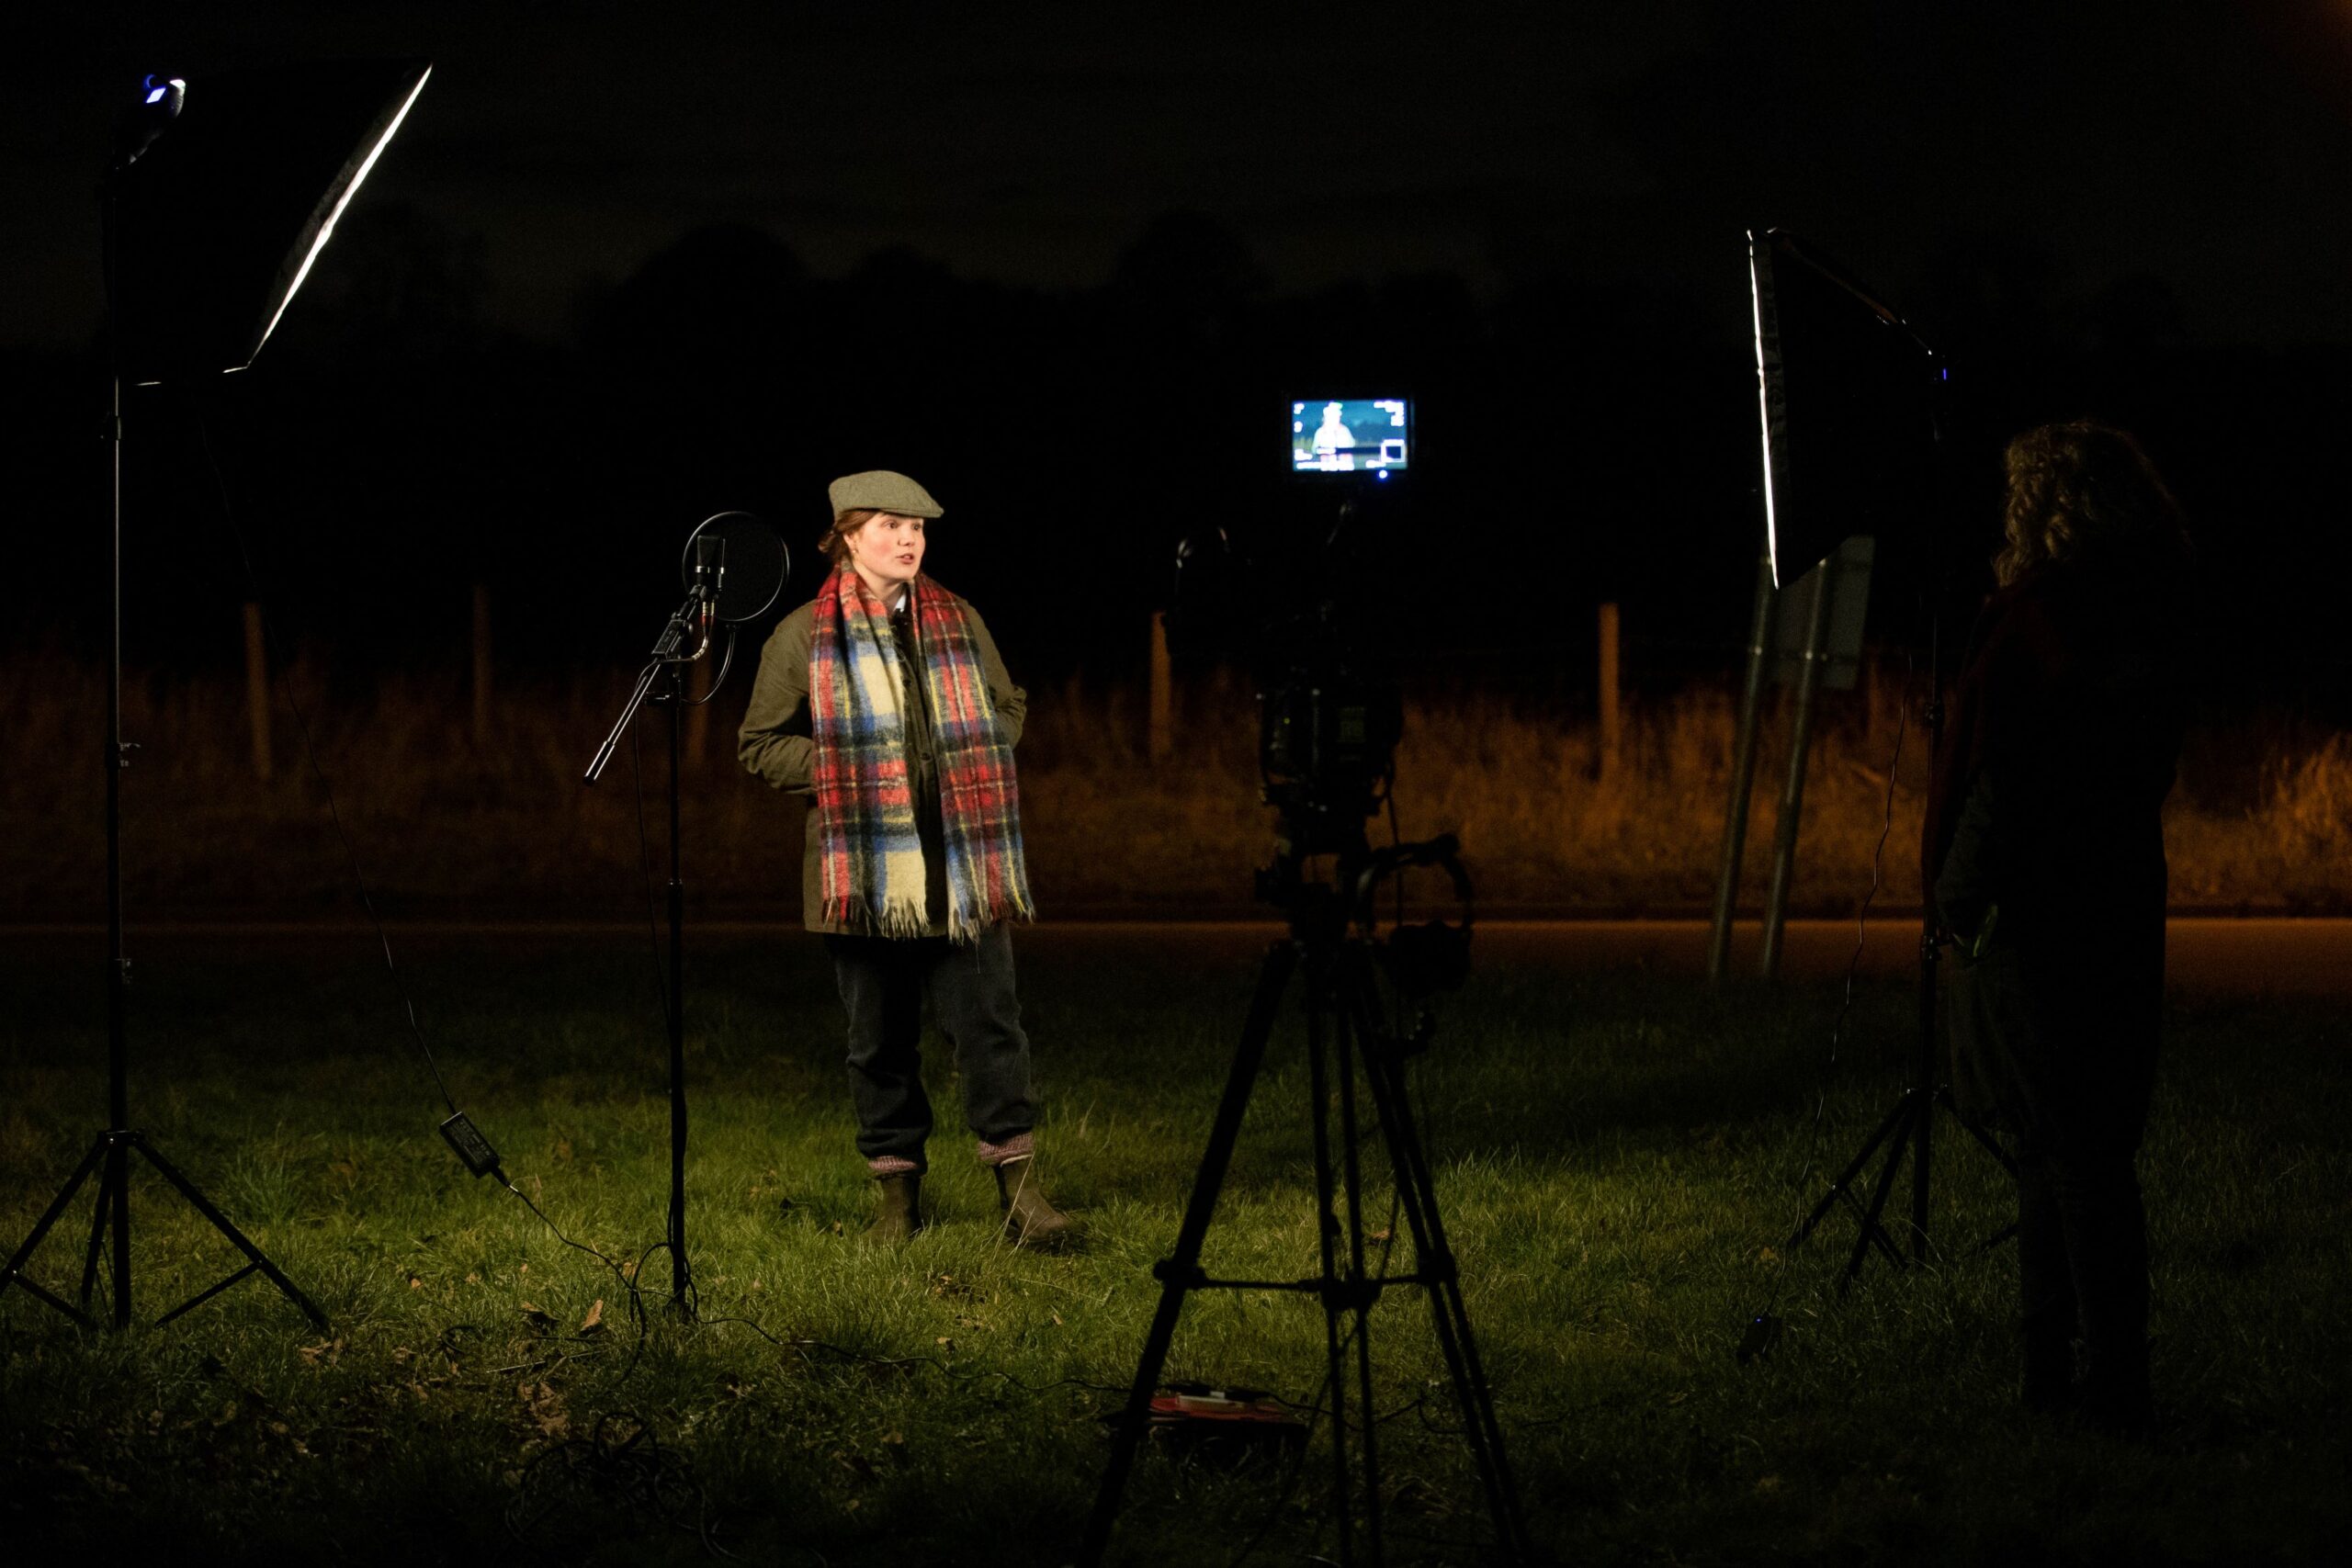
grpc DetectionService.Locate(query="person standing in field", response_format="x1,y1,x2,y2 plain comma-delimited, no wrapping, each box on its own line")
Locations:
1926,420,2193,1431
738,469,1069,1247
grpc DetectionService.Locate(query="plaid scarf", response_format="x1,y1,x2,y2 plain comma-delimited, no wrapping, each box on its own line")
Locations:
808,567,1034,942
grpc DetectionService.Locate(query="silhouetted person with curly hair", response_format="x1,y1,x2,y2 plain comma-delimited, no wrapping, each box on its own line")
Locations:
1925,420,2193,1431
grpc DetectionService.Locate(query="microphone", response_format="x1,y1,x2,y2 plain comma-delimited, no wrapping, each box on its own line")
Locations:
692,533,727,648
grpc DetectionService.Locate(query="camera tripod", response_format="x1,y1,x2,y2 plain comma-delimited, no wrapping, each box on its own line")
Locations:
1080,835,1529,1567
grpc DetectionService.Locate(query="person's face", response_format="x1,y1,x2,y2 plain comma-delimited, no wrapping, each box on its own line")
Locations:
848,511,927,595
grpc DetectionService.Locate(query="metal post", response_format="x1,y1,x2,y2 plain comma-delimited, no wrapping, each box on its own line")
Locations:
1706,555,1779,982
1758,557,1833,980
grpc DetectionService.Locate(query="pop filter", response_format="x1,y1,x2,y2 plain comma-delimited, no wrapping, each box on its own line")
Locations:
680,512,787,624
1748,229,1939,587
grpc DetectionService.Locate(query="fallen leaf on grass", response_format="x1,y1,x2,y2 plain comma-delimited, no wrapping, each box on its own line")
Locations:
578,1299,605,1336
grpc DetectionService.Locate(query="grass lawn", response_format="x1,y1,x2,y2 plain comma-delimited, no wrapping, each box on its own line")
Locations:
2,926,2346,1564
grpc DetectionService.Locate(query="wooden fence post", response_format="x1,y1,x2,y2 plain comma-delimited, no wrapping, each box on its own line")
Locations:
243,602,272,782
1598,601,1622,785
471,582,493,750
1148,611,1173,765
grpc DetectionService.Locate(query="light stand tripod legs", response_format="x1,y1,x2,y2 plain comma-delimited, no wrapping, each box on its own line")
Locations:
79,1143,119,1315
1080,941,1297,1566
5,1131,327,1331
134,1135,327,1328
1,1137,107,1329
1786,1093,1911,1271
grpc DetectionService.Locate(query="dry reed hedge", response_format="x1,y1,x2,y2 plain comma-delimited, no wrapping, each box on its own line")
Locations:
0,652,2340,919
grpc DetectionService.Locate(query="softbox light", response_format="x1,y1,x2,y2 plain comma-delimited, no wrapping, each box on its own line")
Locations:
1747,228,1939,587
107,59,433,385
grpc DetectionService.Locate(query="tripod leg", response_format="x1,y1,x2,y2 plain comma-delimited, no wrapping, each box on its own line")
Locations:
1933,1089,2020,1252
2,1136,107,1325
1786,1092,1910,1255
1342,966,1530,1560
77,1144,119,1314
1330,993,1381,1566
1301,957,1357,1567
131,1141,328,1329
1939,1088,2020,1177
1080,942,1297,1568
1912,927,1939,1262
1842,1102,1916,1288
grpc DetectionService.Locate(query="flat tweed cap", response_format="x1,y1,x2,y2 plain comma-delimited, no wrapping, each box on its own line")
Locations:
828,470,944,521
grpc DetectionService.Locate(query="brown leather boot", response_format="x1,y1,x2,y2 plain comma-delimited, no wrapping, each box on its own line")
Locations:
871,1171,923,1243
992,1157,1071,1247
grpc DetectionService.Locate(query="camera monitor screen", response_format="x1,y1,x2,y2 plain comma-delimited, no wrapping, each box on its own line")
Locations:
1292,399,1410,475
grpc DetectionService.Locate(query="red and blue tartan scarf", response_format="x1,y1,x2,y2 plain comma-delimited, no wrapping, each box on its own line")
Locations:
808,567,1034,942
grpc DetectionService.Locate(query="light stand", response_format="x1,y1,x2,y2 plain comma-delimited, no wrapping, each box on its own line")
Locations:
1782,595,2017,1281
1730,229,2017,1280
3,62,430,1333
584,513,786,1320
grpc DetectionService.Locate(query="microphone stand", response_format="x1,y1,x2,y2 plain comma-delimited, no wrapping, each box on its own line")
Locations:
586,583,728,1320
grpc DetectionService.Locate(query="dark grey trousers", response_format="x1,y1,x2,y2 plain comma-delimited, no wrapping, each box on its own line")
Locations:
823,923,1036,1172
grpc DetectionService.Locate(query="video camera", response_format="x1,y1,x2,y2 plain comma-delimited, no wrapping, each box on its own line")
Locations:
1173,397,1418,868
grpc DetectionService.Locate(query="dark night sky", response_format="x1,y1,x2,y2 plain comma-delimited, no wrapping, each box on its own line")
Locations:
8,2,2352,710
12,2,2352,347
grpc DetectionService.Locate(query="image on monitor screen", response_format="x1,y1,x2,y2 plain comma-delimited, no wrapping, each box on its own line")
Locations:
1292,399,1410,474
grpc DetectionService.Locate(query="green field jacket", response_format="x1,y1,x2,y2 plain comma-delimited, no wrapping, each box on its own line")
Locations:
737,594,1026,935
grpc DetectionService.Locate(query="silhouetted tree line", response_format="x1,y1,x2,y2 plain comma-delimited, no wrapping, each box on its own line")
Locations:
3,206,2347,722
